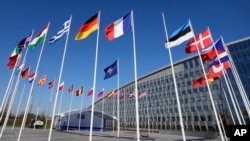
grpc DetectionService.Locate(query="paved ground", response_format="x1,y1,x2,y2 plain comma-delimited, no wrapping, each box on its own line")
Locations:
1,127,223,141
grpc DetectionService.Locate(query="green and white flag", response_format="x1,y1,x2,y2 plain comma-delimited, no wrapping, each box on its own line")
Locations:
29,23,49,50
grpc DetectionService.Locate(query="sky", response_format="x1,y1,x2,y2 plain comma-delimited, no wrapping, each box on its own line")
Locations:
0,0,250,116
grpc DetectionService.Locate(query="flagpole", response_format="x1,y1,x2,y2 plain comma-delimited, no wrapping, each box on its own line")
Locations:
188,22,224,141
161,13,186,141
117,59,120,137
112,91,115,133
45,83,55,130
225,72,246,124
123,90,126,131
0,60,19,123
78,89,84,131
222,88,236,124
223,37,250,118
145,91,150,135
101,88,105,133
48,15,72,141
34,84,45,130
12,81,27,129
17,22,50,141
0,75,21,138
58,90,64,114
130,10,140,141
209,31,242,125
89,11,100,141
67,89,74,131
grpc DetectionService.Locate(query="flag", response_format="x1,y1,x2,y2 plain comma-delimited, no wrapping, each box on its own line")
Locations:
49,19,71,44
87,88,93,96
138,91,147,99
107,90,115,99
104,60,118,80
75,13,98,40
165,21,194,48
48,80,55,89
58,81,64,91
119,90,125,99
208,61,230,77
29,23,49,50
20,66,30,79
185,28,212,53
68,85,73,93
10,47,22,57
15,63,25,74
193,75,218,87
129,91,135,98
201,38,225,61
76,86,83,96
37,75,46,85
105,12,132,41
17,33,32,49
97,89,104,98
6,54,20,69
28,72,36,83
208,51,229,68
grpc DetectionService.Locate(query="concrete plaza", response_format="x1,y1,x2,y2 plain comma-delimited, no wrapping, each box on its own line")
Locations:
1,127,223,141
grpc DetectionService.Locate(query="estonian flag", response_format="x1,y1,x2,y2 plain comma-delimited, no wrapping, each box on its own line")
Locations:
165,21,194,48
104,60,118,80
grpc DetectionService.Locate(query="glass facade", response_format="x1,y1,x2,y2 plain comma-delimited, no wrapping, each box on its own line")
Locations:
93,37,250,133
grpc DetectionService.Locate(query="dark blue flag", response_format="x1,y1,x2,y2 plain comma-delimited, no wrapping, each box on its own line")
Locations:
104,60,118,80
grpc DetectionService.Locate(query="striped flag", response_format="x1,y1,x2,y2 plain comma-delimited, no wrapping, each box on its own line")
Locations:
105,12,132,41
49,19,71,44
138,91,146,99
165,20,194,48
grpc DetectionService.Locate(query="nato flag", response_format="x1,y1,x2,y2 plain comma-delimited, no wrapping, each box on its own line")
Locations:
104,60,118,80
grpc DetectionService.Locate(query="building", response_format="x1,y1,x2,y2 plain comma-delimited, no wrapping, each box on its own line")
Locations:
93,36,250,134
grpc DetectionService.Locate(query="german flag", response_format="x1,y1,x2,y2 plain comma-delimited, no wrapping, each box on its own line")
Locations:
75,13,98,40
76,86,83,96
193,75,218,87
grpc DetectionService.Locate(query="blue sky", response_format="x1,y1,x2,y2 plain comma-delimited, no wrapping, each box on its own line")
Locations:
0,0,249,115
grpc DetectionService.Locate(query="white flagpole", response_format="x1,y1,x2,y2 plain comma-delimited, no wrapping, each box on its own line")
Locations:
0,64,19,122
222,88,236,124
225,72,246,124
131,10,140,141
33,84,45,130
223,38,250,118
89,11,100,141
161,13,186,141
48,16,71,141
0,75,21,138
117,59,120,137
112,92,115,133
45,83,55,130
12,81,27,129
67,89,74,131
123,91,126,131
58,89,64,114
145,92,150,135
17,22,50,141
209,31,242,125
78,89,84,131
188,22,224,141
101,88,105,132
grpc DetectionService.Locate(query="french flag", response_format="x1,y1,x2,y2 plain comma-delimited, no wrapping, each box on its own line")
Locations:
105,12,132,41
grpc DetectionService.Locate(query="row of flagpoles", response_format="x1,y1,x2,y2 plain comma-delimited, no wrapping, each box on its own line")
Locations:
1,9,250,141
